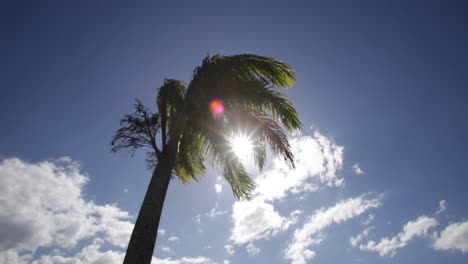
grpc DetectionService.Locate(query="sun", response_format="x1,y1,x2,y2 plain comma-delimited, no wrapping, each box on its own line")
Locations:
230,134,253,160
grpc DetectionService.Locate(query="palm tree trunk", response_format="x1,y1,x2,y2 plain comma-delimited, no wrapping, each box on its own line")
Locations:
124,109,187,264
123,157,173,264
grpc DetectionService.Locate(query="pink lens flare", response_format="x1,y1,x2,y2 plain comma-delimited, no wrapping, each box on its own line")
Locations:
210,99,224,117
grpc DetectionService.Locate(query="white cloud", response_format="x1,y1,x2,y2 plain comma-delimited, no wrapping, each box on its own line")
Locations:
352,163,364,175
207,208,227,219
284,194,382,264
223,260,230,264
0,157,213,264
215,184,223,193
32,239,126,264
254,132,344,201
0,158,91,252
32,243,213,264
246,243,260,255
230,197,301,244
0,250,31,264
433,220,468,253
91,204,133,248
229,132,344,246
159,245,172,253
350,227,374,247
0,157,134,263
225,244,235,255
359,215,438,256
362,214,375,226
167,236,180,243
436,200,447,215
158,229,167,236
193,214,201,224
152,257,216,264
205,202,228,219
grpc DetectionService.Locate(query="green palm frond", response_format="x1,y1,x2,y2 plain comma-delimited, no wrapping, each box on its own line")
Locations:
250,114,294,168
192,54,296,89
175,127,206,183
157,79,186,114
157,79,187,150
251,139,267,171
222,54,296,88
226,109,295,168
195,118,227,168
225,80,302,132
222,151,255,199
187,55,301,132
192,120,255,199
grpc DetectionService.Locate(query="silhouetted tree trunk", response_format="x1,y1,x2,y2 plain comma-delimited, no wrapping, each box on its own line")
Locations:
123,157,174,264
123,114,186,264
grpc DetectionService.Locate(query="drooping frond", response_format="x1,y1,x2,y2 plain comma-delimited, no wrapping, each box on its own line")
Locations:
225,80,302,132
223,54,296,88
175,127,206,183
185,113,256,199
156,79,208,182
207,134,255,199
191,54,296,89
221,151,255,199
157,79,186,116
225,109,295,168
251,139,267,171
157,79,187,151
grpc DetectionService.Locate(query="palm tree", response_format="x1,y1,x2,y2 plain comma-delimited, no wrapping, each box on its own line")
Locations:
112,54,302,264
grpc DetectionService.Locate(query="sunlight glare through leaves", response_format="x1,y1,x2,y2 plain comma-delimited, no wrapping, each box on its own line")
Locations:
230,134,253,160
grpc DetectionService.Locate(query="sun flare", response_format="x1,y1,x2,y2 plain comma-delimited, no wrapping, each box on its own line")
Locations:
230,134,253,160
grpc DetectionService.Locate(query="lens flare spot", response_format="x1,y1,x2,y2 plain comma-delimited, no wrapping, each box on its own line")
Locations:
210,99,224,117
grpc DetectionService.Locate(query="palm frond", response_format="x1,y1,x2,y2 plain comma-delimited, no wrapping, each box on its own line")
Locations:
221,54,297,88
192,54,296,89
157,79,187,150
222,151,255,199
187,55,301,132
157,79,186,115
224,80,302,132
175,127,206,183
193,120,255,199
226,109,295,168
251,139,267,171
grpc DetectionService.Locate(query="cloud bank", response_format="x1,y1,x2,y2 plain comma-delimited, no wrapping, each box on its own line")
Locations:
284,194,382,264
359,215,438,256
434,220,468,253
229,132,345,252
0,157,214,264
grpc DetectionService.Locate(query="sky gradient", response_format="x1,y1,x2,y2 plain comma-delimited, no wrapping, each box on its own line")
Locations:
1,1,468,263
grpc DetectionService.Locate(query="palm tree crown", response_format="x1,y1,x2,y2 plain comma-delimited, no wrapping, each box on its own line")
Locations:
112,54,301,263
113,54,301,198
177,54,301,198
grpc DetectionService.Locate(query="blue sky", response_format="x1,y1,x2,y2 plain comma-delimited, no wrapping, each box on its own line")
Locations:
1,1,468,263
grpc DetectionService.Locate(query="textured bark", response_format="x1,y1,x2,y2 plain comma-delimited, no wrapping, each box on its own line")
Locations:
123,158,173,264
